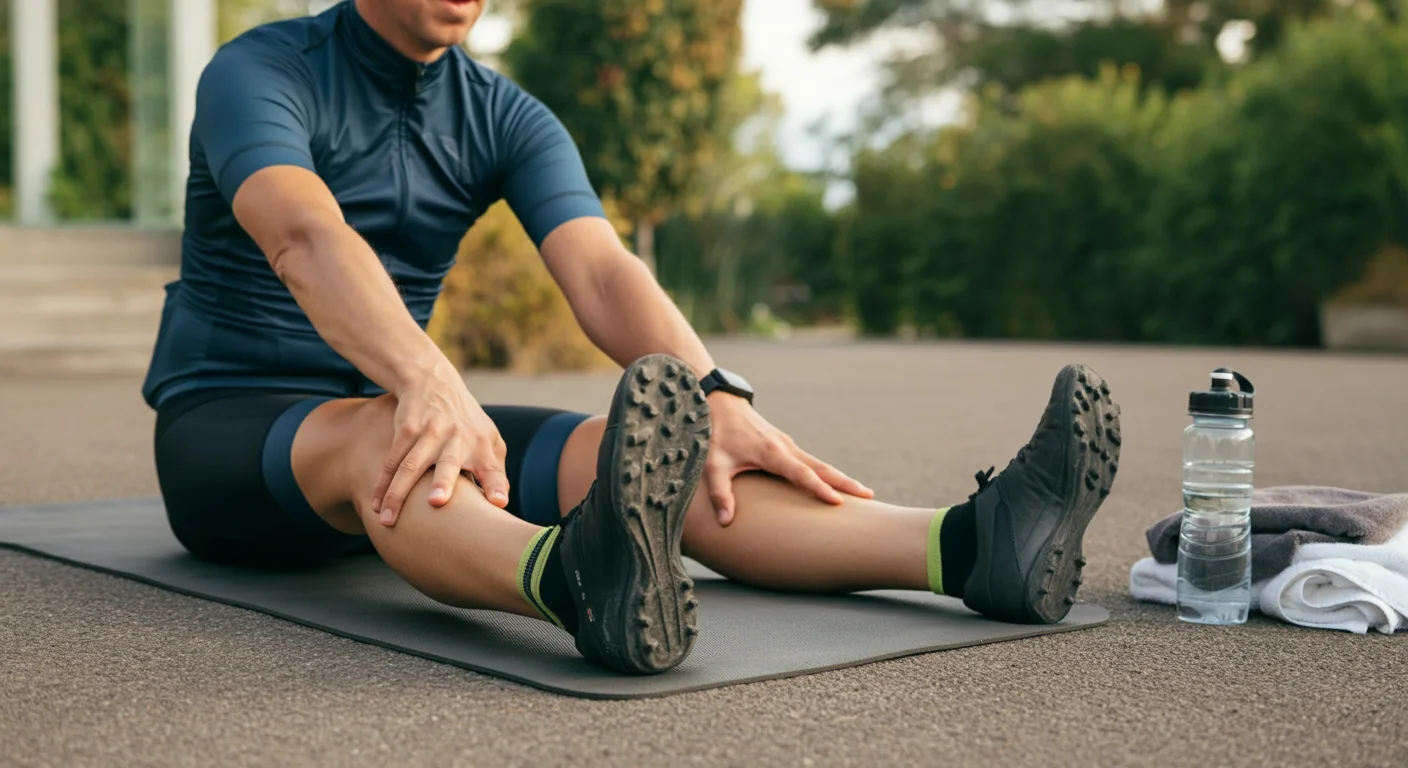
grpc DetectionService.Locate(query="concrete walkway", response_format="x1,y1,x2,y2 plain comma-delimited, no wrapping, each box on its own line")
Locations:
3,340,1406,767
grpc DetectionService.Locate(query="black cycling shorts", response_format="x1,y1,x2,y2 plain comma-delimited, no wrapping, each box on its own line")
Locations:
153,388,590,570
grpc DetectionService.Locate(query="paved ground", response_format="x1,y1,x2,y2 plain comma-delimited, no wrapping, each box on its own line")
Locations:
2,339,1406,767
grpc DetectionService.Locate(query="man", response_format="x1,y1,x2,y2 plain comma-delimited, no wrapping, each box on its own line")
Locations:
147,0,1122,675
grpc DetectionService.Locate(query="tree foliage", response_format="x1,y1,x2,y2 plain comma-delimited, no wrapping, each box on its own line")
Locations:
1141,16,1408,345
809,0,1398,104
0,0,132,220
50,0,132,220
844,16,1408,346
428,202,607,372
504,0,744,261
646,66,845,332
963,19,1215,95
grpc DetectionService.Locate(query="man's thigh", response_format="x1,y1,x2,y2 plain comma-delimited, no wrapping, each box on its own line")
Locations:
154,389,367,569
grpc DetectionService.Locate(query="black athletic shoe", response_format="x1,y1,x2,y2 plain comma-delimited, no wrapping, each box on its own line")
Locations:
558,354,710,674
961,364,1122,625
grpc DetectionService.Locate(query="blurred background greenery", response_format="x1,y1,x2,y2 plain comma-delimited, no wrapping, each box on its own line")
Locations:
3,0,1408,369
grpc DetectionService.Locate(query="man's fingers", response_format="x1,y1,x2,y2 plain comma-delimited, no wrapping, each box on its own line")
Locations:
380,442,437,526
427,454,463,508
370,429,416,520
705,463,737,526
804,453,874,499
473,464,511,508
777,454,844,505
478,433,511,507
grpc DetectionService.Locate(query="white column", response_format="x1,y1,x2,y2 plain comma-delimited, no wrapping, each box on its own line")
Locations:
169,0,216,221
12,0,59,224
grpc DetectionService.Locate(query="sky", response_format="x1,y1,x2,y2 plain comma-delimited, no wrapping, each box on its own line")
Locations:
735,0,896,171
468,0,896,174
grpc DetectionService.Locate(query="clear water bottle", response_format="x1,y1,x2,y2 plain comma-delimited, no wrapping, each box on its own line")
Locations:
1177,368,1255,625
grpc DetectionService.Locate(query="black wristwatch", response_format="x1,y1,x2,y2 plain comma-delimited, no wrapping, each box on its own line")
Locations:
699,367,755,404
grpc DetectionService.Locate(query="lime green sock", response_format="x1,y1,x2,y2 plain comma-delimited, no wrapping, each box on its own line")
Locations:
927,507,952,595
516,527,566,629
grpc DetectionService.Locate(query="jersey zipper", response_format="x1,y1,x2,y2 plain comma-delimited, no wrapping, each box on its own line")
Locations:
394,64,427,237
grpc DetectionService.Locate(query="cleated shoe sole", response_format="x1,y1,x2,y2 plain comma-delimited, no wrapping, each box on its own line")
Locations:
560,354,711,673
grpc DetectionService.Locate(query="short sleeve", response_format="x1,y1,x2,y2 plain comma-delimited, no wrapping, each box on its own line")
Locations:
495,89,607,247
194,41,318,202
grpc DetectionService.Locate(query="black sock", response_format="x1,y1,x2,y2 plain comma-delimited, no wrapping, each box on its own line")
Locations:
938,500,978,598
538,534,578,635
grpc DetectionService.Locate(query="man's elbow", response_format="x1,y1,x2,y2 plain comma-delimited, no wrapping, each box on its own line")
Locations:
608,246,656,286
264,211,342,285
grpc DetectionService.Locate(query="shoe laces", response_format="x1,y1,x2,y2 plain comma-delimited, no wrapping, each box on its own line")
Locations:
967,466,996,503
966,414,1042,503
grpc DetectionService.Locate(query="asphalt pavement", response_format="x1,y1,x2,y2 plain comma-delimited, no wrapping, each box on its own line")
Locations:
3,339,1406,767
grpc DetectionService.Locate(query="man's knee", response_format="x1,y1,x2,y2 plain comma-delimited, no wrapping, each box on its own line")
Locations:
346,394,401,487
292,394,399,519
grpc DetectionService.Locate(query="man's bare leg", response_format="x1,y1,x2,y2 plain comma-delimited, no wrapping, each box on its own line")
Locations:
274,360,1118,637
556,418,934,593
288,393,544,617
283,355,714,673
554,363,1123,625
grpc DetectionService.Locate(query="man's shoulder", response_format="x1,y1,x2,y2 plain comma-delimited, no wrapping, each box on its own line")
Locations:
448,51,539,107
218,12,335,68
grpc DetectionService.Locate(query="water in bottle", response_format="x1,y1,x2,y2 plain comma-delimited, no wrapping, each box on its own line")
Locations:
1177,368,1255,625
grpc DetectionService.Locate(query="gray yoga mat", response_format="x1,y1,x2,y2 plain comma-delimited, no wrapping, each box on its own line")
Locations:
0,498,1109,699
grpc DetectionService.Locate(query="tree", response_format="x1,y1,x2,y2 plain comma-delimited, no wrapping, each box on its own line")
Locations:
810,0,1121,103
504,0,744,270
809,0,1398,105
961,19,1215,96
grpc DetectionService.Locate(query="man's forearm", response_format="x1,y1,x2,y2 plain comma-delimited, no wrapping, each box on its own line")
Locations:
573,256,716,376
272,222,447,393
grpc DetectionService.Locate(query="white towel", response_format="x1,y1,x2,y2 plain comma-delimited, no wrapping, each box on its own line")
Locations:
1128,558,1265,611
1261,559,1407,634
1128,525,1408,634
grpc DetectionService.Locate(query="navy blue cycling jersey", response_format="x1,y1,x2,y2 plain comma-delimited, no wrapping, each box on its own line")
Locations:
141,0,606,408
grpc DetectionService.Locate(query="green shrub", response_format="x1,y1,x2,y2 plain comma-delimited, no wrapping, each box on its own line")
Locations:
428,203,610,373
849,136,928,335
50,0,132,220
852,67,1165,339
847,16,1408,347
0,0,130,220
655,180,843,332
1143,18,1408,345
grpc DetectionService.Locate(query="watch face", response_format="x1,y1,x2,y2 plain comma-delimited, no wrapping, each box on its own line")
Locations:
719,368,753,393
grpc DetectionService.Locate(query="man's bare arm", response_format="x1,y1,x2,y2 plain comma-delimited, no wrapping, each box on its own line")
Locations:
538,216,716,376
231,165,511,523
539,216,871,522
232,165,440,390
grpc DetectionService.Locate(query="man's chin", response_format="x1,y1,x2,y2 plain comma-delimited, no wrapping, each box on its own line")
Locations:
421,24,475,49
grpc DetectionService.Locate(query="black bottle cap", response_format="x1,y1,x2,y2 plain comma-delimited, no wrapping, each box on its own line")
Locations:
1189,368,1254,417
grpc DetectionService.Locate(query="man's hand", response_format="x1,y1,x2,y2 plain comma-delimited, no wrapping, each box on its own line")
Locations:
538,218,871,522
703,394,874,525
369,357,510,526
